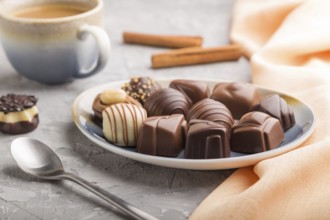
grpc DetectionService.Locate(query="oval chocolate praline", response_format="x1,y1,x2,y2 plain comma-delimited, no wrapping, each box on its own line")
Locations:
92,89,142,124
102,103,147,147
186,98,234,130
252,94,295,131
144,88,190,117
210,82,260,119
169,79,210,105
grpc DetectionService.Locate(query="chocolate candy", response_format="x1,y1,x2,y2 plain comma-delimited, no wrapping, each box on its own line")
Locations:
0,94,39,134
0,94,37,113
169,79,210,105
186,98,233,130
102,103,147,146
252,94,295,131
210,82,260,119
144,88,190,117
231,111,284,154
137,114,187,157
185,119,230,159
121,76,161,105
92,89,141,123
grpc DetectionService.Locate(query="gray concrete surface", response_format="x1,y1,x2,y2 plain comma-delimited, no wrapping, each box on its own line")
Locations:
0,0,251,219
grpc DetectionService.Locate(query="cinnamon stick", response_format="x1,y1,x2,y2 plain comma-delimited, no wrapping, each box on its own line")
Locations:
151,44,242,69
123,31,203,48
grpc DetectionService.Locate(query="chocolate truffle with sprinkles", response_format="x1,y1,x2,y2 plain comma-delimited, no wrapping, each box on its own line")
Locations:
121,76,161,105
0,94,39,134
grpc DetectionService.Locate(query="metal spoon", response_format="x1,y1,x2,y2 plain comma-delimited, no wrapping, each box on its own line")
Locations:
11,137,157,220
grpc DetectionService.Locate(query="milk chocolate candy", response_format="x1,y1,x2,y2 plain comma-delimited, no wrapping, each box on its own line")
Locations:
185,119,230,159
0,94,39,134
92,89,141,123
102,103,147,146
186,98,233,130
210,82,260,119
121,76,161,105
231,112,284,154
169,79,210,105
144,88,190,117
252,94,295,131
137,114,187,157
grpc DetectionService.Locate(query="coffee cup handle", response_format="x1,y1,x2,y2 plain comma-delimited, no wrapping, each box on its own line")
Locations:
74,24,111,78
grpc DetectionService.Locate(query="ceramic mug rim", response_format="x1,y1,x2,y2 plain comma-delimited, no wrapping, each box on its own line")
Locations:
0,0,103,24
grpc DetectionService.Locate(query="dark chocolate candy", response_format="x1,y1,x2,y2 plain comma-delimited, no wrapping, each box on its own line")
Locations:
121,77,161,105
0,94,37,113
0,115,39,134
169,79,210,105
144,88,191,117
252,94,295,131
210,82,260,119
185,119,230,159
186,98,233,130
231,111,284,154
137,114,187,157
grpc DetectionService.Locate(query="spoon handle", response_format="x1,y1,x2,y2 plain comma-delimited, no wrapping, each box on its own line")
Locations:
62,172,158,220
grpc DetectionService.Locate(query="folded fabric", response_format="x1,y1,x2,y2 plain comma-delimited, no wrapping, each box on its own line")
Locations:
190,0,330,219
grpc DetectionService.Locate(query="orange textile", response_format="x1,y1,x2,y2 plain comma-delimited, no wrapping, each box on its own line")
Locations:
190,0,330,219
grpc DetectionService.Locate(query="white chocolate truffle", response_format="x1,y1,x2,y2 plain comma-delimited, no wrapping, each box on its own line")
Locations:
102,103,147,146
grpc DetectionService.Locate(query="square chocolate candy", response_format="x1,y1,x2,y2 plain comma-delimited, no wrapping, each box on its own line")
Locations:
231,111,285,154
185,119,230,159
137,114,187,157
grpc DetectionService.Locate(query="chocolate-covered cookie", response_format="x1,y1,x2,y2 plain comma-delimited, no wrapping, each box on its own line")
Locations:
121,76,161,105
137,114,187,157
185,119,230,159
231,111,284,154
252,94,295,131
210,82,260,119
169,79,210,105
186,98,233,130
0,94,39,134
144,88,191,117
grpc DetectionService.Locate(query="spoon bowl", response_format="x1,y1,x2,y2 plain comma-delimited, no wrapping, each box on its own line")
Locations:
11,137,65,179
11,137,157,220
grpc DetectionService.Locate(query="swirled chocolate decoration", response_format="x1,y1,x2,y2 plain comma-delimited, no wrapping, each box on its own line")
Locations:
0,94,37,114
144,88,190,117
102,103,147,147
231,111,284,154
137,114,187,157
252,94,295,131
186,98,233,129
121,77,161,105
210,82,260,119
169,79,210,105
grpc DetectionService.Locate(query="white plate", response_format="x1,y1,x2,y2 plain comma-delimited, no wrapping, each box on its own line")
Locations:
72,79,316,170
